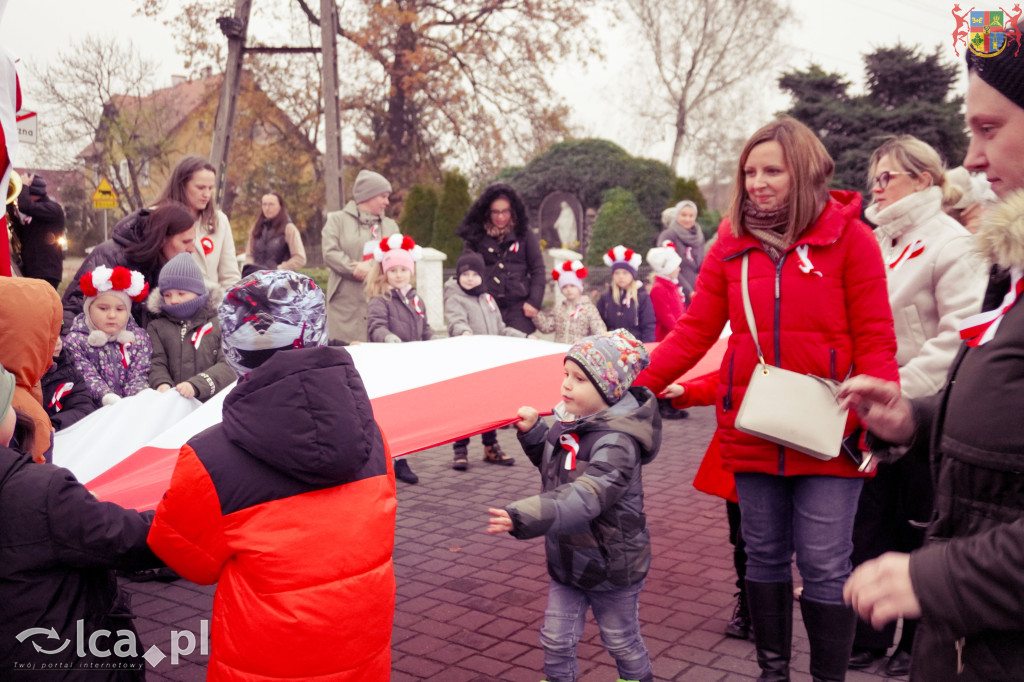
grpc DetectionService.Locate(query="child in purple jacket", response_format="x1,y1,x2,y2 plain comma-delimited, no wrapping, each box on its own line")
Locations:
64,265,153,406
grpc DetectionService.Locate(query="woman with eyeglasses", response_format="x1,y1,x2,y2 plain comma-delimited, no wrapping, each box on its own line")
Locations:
456,183,546,335
846,135,988,675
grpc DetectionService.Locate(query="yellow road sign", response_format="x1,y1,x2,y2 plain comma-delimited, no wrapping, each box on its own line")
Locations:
92,177,118,210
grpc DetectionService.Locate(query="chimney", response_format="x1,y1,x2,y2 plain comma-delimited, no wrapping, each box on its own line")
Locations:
171,75,186,87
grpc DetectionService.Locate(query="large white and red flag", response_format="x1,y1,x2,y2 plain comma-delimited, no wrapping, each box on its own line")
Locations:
0,40,19,277
53,336,726,510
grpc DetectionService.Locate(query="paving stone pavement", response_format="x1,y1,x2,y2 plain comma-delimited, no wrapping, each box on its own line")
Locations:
126,406,902,681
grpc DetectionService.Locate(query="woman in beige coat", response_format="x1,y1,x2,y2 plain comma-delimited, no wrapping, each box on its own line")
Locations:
321,170,399,343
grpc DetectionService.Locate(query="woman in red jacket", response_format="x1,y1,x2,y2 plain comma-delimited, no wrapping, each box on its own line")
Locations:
635,117,898,682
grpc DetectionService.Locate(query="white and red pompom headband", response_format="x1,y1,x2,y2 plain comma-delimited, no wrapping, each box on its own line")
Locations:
79,265,150,302
552,259,588,282
552,259,587,291
602,245,642,271
374,234,423,272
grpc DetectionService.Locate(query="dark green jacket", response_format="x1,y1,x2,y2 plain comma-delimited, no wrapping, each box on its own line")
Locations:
145,287,236,402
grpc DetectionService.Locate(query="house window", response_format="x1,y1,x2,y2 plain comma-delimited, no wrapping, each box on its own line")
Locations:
119,159,129,184
138,159,150,187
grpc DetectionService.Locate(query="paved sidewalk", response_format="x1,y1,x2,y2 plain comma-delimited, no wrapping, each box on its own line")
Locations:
127,406,902,681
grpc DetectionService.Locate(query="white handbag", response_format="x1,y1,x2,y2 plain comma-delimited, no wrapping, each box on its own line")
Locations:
733,253,848,460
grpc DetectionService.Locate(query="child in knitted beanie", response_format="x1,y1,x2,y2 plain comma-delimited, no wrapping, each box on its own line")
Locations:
646,246,685,342
63,265,153,406
146,253,236,402
444,251,524,469
487,329,659,682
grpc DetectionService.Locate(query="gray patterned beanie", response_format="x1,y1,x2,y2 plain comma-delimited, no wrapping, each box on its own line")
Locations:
218,270,327,376
565,328,650,405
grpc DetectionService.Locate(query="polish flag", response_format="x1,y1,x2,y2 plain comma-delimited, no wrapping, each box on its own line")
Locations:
0,43,20,277
53,336,726,510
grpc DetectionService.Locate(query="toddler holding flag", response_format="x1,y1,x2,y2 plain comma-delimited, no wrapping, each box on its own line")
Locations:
64,264,153,406
444,251,525,469
487,329,660,682
146,253,235,402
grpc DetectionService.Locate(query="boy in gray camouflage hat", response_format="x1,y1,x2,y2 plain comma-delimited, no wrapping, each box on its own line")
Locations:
486,329,660,682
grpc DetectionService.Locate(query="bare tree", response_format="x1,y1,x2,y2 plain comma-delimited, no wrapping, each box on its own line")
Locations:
141,0,597,189
625,0,791,172
28,36,169,212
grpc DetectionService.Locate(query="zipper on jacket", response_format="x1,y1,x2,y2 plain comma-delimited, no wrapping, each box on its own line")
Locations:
179,322,187,341
774,254,786,476
723,351,735,412
830,348,837,381
955,637,964,674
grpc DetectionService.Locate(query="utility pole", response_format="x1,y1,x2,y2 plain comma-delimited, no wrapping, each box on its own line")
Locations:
320,0,344,211
209,0,252,213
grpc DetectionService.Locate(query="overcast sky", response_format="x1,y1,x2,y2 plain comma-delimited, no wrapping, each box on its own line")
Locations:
0,0,961,170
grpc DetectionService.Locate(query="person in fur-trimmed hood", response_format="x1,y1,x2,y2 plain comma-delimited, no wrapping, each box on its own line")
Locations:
64,265,153,406
487,329,660,682
146,253,235,402
842,46,1024,681
457,183,546,334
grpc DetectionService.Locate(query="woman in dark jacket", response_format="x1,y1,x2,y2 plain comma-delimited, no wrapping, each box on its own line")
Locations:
242,192,306,277
841,46,1024,681
456,183,546,334
61,202,196,332
0,365,160,680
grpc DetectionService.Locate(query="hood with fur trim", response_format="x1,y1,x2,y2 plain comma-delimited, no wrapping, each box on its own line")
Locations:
975,189,1024,270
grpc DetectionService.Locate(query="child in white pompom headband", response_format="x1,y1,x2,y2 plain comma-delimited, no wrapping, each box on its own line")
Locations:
63,265,153,406
364,234,432,484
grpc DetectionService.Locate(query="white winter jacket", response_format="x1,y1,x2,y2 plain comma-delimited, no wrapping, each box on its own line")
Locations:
865,186,988,399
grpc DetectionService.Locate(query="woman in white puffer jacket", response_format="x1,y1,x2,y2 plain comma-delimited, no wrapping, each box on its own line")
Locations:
848,135,989,675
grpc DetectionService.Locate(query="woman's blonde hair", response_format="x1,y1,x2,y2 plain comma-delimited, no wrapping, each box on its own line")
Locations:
867,135,964,211
363,261,416,300
728,116,834,244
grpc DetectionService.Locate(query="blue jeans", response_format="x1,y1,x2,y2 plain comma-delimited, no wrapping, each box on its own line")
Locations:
539,579,652,682
734,473,863,604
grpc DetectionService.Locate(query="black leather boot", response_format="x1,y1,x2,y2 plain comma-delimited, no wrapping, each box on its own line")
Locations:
799,596,857,682
746,580,793,681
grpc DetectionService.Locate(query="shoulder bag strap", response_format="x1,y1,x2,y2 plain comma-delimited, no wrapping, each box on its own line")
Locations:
740,253,766,368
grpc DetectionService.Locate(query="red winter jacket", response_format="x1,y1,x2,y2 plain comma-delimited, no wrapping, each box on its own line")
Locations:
649,275,686,341
148,346,397,681
635,191,899,477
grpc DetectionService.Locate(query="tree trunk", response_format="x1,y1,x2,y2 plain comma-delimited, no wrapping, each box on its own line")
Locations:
385,21,417,185
670,105,687,171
